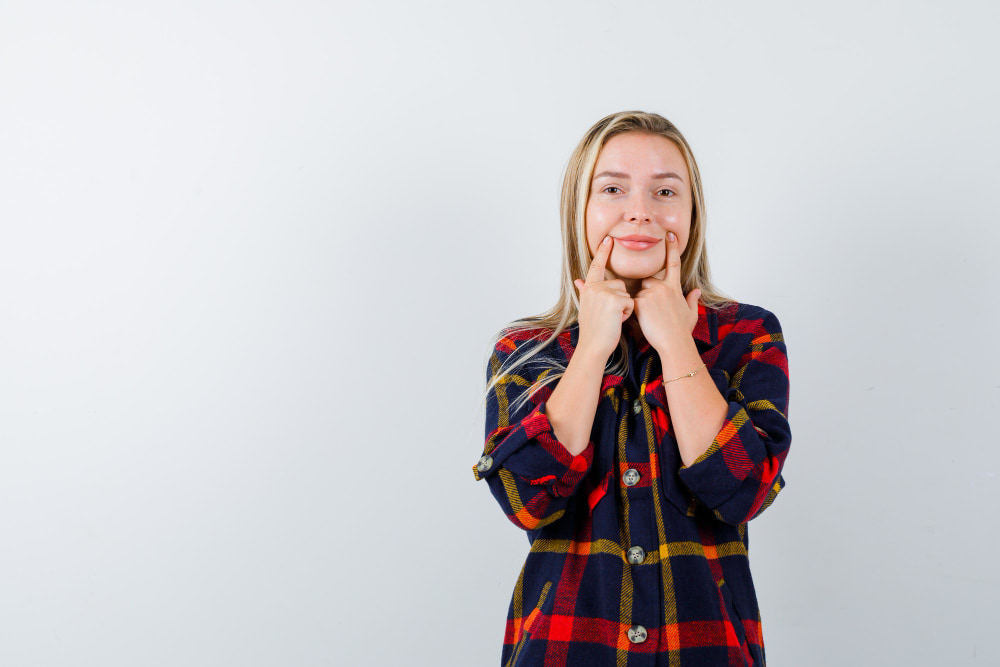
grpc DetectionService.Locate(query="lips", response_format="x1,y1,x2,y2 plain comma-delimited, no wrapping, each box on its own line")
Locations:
614,235,661,251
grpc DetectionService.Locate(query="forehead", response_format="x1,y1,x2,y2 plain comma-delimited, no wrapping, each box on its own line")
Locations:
594,132,686,173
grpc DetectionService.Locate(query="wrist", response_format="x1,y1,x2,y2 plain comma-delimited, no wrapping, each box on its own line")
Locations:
569,341,613,371
652,328,695,353
654,336,701,375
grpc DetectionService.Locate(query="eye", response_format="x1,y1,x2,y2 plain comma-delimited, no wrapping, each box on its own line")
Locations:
657,188,675,197
602,186,622,194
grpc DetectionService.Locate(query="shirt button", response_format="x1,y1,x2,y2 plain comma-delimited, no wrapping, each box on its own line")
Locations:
622,468,640,487
627,625,648,644
476,455,493,473
632,399,642,415
626,546,646,565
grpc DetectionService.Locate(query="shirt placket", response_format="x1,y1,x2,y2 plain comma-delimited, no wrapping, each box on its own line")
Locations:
617,351,662,663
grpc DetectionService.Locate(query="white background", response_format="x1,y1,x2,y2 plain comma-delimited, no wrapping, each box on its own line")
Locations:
2,1,998,665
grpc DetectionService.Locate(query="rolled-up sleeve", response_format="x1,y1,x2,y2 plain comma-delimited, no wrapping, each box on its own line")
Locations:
473,339,593,531
678,309,791,525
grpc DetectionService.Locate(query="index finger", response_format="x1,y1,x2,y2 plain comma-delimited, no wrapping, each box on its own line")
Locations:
586,235,613,284
664,231,682,284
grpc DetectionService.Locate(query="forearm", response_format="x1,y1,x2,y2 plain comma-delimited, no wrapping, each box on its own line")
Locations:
545,345,607,456
658,337,728,467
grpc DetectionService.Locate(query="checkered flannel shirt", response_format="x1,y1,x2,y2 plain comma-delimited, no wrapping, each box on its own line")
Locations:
473,302,791,666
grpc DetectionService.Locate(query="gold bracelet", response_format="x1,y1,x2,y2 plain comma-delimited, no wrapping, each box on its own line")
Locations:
664,362,706,384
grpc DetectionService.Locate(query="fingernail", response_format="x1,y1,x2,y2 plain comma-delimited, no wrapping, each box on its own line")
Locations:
668,232,676,242
602,235,612,245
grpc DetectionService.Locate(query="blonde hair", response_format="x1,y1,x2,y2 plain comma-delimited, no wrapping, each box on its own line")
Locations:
488,111,730,408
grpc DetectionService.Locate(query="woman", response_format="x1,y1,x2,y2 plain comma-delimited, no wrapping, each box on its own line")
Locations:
474,111,791,666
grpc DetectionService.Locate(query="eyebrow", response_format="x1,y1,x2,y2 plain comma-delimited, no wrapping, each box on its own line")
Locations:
592,170,685,182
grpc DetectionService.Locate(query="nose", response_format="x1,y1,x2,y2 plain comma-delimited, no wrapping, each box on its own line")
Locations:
626,197,651,223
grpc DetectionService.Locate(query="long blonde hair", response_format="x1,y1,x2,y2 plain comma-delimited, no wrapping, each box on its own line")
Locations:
488,111,729,408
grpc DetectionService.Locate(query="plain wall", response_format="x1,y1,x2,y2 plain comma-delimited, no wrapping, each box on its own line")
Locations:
2,1,998,665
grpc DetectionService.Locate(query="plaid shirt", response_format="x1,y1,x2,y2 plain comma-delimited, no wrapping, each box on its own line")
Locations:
473,302,790,666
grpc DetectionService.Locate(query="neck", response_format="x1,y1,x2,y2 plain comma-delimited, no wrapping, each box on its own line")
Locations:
624,315,645,343
622,278,642,297
615,268,666,297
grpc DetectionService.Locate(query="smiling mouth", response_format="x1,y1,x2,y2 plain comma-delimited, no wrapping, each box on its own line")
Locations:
614,235,661,251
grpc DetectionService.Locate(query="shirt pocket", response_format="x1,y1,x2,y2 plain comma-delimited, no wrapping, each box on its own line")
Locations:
716,578,755,666
504,581,552,667
654,431,698,517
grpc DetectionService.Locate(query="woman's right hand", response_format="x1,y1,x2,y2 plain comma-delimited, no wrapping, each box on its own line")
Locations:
573,235,633,361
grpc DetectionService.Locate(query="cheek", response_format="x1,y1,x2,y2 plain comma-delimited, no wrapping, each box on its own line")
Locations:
657,210,692,251
585,223,599,252
657,209,688,228
657,244,669,270
584,207,606,254
679,218,693,254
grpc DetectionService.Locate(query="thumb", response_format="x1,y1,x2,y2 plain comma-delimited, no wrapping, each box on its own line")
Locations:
574,279,585,293
686,288,702,310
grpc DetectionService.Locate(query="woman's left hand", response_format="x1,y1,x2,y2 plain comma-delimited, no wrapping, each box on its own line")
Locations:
633,231,701,356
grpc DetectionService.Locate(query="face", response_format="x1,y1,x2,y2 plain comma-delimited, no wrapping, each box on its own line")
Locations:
585,132,693,281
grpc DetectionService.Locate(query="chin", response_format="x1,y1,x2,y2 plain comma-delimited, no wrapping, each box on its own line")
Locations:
611,262,663,280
